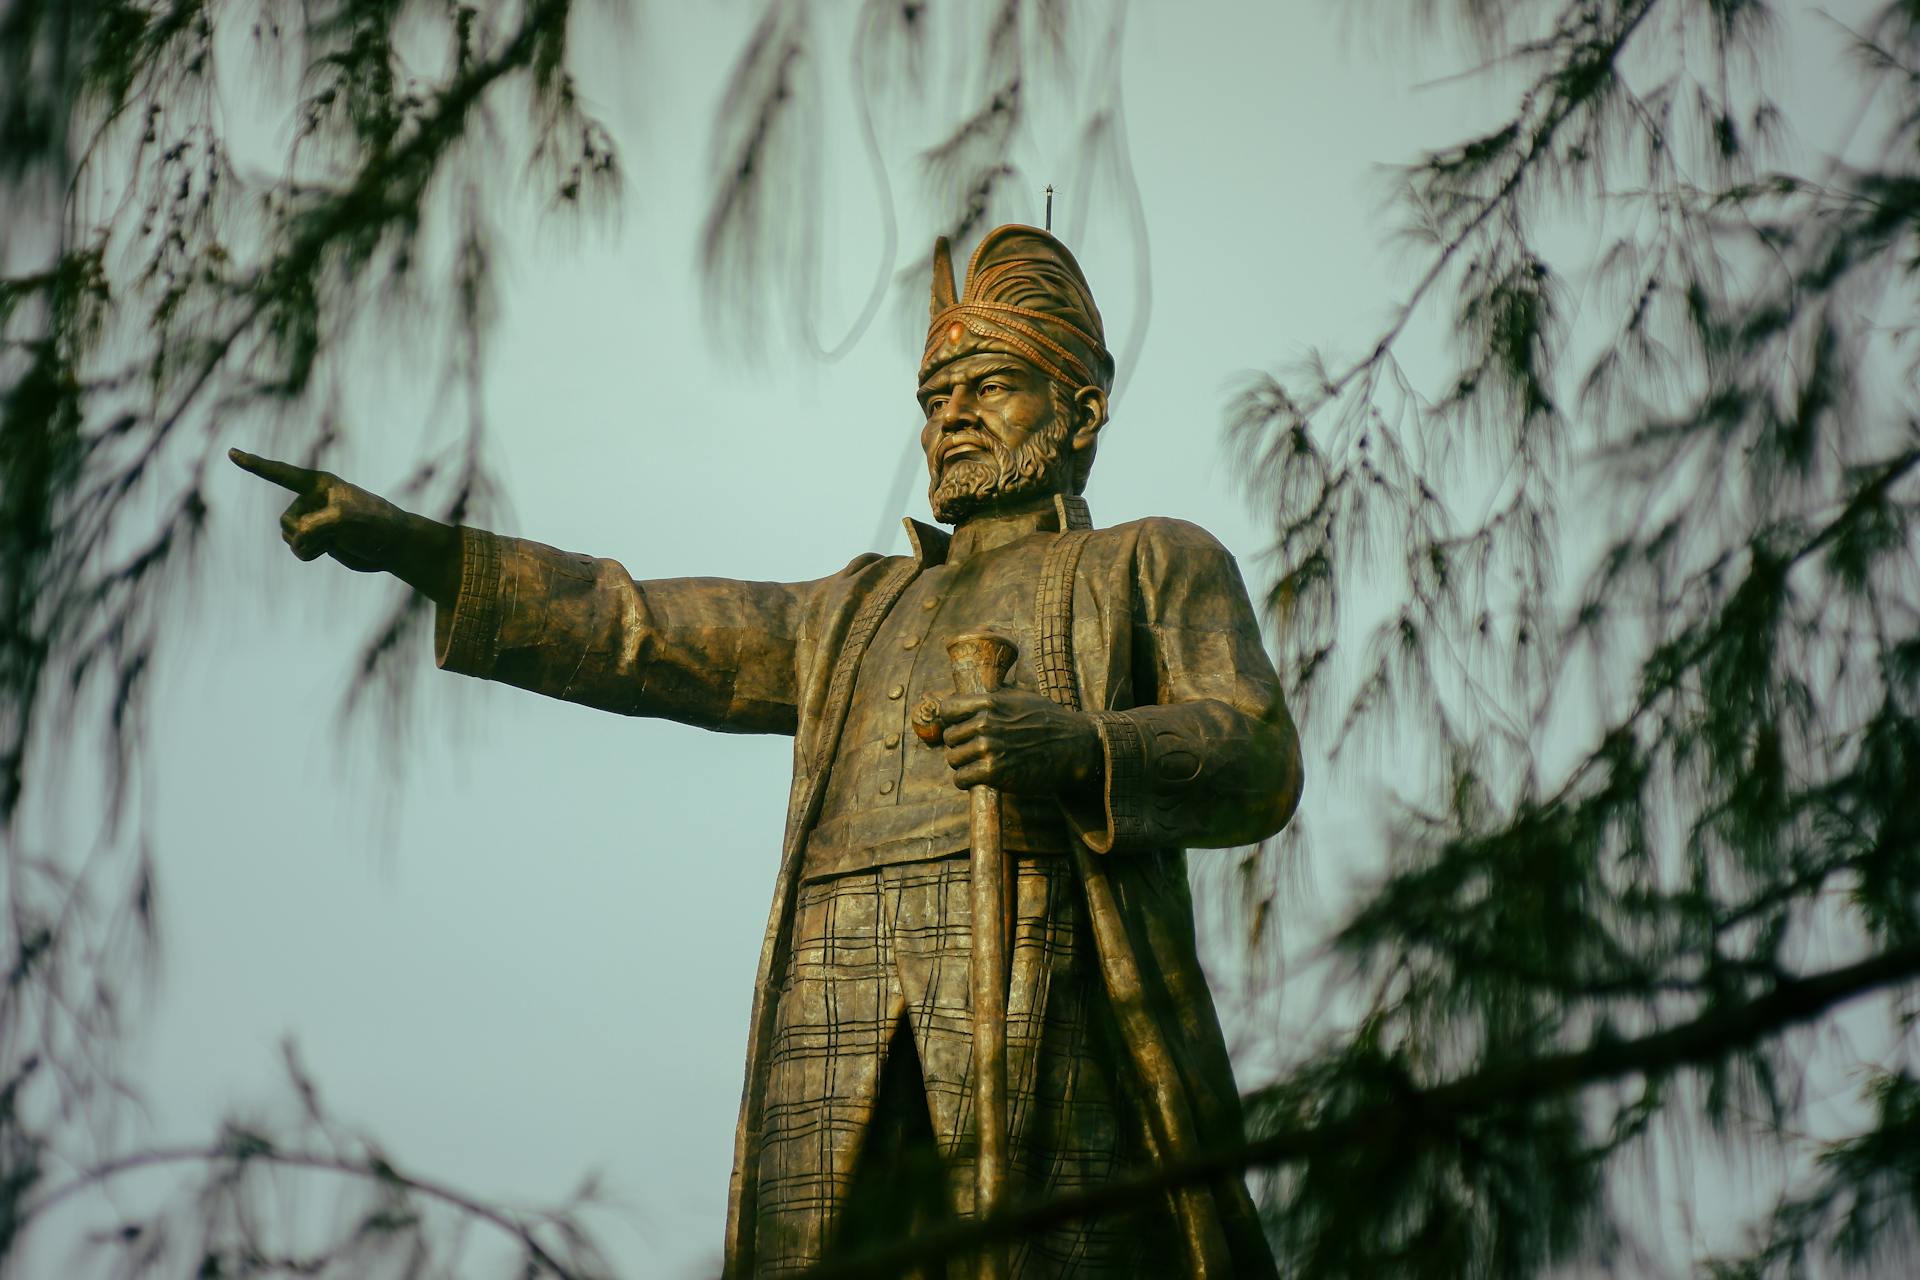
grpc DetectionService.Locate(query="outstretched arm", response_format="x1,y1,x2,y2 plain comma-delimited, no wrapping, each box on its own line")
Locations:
232,447,833,736
229,448,460,605
433,527,826,734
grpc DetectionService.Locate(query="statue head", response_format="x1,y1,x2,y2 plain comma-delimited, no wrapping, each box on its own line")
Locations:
917,225,1113,525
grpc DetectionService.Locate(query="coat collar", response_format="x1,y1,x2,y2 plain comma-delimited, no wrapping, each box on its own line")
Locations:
902,492,1093,566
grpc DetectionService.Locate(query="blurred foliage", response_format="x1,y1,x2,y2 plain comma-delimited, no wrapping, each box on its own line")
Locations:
4,0,1920,1277
700,0,1150,379
1,0,617,1273
1224,0,1920,1275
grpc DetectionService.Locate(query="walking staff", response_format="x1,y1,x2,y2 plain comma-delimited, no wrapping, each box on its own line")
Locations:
920,630,1018,1279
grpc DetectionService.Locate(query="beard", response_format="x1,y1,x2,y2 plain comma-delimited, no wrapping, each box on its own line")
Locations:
928,397,1074,524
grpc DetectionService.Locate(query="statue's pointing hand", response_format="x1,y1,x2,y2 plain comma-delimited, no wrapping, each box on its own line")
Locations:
228,448,411,574
918,688,1101,795
229,449,463,605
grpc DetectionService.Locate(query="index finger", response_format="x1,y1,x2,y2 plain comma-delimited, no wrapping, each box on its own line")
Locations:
931,693,993,725
228,447,319,493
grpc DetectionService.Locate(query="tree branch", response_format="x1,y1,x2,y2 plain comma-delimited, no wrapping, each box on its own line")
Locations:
20,1141,596,1279
1307,0,1664,409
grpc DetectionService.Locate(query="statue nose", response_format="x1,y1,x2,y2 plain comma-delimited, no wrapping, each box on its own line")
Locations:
938,388,978,429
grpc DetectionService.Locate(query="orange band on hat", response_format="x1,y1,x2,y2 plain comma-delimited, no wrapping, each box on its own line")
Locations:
924,303,1102,389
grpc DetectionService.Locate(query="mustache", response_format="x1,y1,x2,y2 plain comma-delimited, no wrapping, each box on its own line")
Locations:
931,437,1046,485
932,433,997,474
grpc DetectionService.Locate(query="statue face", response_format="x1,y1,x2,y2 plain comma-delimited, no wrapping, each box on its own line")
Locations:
918,353,1074,524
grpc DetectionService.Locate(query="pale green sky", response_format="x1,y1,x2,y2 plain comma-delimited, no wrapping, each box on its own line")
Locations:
35,2,1876,1275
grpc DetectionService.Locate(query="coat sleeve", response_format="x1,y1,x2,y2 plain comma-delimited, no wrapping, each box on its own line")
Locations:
1076,518,1303,853
434,527,870,736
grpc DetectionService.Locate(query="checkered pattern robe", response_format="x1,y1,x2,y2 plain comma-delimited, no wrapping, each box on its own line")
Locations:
434,499,1300,1277
757,856,1181,1275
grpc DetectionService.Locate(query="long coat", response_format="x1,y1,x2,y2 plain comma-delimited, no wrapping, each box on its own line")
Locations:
434,497,1302,1277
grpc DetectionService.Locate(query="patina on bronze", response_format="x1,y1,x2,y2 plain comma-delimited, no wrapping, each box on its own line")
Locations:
232,223,1303,1278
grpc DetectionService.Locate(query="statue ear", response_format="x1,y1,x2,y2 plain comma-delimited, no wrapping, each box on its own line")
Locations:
930,236,958,317
1065,385,1107,496
1070,385,1108,452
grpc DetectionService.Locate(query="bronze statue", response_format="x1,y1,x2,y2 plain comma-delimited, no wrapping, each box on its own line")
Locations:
233,224,1303,1278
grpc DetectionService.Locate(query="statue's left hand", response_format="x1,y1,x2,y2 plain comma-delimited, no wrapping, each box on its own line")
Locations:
926,689,1101,794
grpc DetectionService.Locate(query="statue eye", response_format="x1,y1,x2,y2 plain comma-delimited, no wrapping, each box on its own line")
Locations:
925,396,949,416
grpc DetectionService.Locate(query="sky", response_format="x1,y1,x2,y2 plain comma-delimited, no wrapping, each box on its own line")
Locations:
26,1,1878,1275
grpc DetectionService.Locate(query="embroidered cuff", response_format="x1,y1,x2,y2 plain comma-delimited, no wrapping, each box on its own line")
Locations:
433,527,502,677
1083,709,1149,854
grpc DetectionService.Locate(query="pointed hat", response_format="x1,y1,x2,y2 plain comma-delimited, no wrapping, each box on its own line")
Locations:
920,224,1114,393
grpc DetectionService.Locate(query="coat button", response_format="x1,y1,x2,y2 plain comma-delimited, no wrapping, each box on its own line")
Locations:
879,779,895,794
884,733,901,749
888,684,905,699
904,636,920,650
922,598,938,610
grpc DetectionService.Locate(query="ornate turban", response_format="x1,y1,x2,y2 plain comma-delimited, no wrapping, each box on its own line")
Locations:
920,224,1114,394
